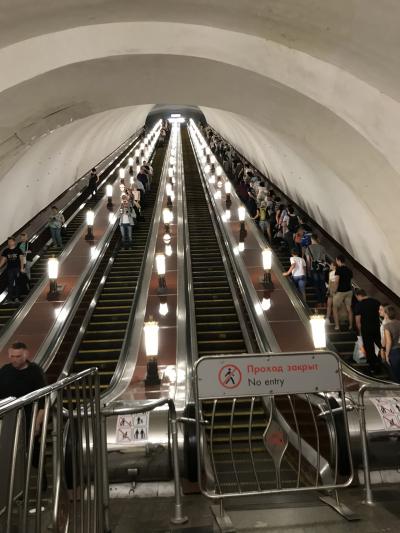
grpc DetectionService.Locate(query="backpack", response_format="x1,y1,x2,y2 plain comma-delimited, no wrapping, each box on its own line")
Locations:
287,214,299,233
259,207,267,221
301,232,312,247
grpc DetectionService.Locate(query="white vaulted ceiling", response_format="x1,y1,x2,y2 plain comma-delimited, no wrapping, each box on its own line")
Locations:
1,1,399,293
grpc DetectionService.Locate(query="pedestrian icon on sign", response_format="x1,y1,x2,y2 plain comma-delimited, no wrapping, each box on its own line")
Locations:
224,368,236,385
218,364,242,389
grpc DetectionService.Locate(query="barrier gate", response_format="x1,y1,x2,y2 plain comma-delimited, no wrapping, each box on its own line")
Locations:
194,351,357,530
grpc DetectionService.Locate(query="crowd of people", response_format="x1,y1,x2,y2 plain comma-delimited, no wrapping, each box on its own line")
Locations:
201,124,400,382
117,159,153,247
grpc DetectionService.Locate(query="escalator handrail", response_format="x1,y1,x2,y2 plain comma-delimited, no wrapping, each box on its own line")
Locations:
180,133,199,396
186,128,258,354
188,126,280,354
41,136,161,374
55,141,159,380
37,217,121,370
174,127,193,407
100,131,169,403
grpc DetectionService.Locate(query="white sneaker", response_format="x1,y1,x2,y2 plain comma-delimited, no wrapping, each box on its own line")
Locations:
28,506,45,515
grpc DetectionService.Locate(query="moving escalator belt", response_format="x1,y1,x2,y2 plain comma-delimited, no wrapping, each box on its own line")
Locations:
69,145,167,391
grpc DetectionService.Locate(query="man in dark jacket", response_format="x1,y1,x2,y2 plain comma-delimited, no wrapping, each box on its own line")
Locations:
0,341,47,487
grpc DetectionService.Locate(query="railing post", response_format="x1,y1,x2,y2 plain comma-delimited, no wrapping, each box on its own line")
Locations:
168,400,188,525
100,412,111,533
358,387,374,505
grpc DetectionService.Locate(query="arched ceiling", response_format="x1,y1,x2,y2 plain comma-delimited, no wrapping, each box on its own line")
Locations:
0,1,399,294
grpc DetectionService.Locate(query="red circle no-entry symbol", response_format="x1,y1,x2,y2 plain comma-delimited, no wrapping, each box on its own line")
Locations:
218,364,242,389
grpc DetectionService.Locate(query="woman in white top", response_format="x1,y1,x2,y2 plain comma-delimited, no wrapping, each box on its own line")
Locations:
325,261,337,323
283,249,306,300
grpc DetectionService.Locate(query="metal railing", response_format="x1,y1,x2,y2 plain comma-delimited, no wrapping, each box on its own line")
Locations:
358,382,400,504
0,368,103,533
193,351,355,522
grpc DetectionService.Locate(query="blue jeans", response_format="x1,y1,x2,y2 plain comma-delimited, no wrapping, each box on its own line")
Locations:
292,275,306,299
389,348,400,383
50,227,62,247
311,270,326,304
120,224,132,244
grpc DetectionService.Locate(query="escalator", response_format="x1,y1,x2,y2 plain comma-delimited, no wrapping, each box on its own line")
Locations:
182,128,299,493
0,136,141,333
67,144,166,391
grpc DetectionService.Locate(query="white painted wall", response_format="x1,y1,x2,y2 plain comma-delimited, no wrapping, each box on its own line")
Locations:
0,105,151,242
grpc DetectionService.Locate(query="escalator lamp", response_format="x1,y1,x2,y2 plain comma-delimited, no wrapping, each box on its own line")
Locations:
108,213,116,224
310,315,326,349
163,208,173,225
214,190,221,200
238,206,246,222
47,257,59,280
86,210,95,226
165,244,173,256
168,168,174,179
209,175,216,184
106,184,113,198
205,147,211,155
144,320,159,357
210,155,217,164
261,298,271,311
156,254,166,276
119,167,125,180
159,302,169,316
166,183,173,197
216,166,223,177
225,182,231,194
204,164,211,174
262,249,272,271
163,232,171,244
225,209,231,221
135,149,140,158
128,157,134,166
238,241,245,252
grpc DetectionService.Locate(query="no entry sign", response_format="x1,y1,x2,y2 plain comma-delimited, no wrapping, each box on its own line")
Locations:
195,352,341,399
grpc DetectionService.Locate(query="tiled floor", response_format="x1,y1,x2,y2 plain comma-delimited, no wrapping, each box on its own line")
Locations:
109,484,400,532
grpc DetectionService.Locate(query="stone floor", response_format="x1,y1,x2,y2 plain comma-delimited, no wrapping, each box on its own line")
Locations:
109,484,400,532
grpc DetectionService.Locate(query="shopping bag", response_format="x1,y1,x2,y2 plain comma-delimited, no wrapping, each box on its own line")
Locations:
353,336,367,363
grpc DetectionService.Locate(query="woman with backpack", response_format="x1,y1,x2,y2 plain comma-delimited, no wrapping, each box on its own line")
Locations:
283,205,299,251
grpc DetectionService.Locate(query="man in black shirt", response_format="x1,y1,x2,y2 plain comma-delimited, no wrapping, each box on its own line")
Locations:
354,288,382,373
88,168,99,196
333,255,353,331
0,341,46,432
0,236,25,303
0,341,47,489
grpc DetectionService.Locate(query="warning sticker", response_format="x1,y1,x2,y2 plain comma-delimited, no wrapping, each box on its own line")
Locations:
370,397,400,430
116,413,149,444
